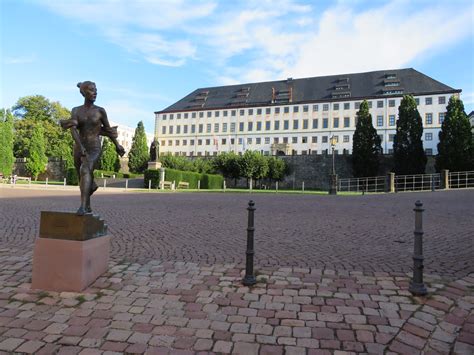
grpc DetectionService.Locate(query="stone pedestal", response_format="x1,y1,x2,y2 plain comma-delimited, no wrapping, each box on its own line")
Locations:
386,172,395,193
148,161,162,170
32,211,110,292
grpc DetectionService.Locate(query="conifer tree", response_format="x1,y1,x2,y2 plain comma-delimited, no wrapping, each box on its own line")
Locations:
25,124,48,179
128,121,149,173
0,109,15,176
393,95,427,175
436,96,474,172
100,137,121,172
352,100,382,177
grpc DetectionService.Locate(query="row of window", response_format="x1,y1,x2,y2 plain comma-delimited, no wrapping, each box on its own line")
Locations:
161,96,448,120
158,132,436,148
161,113,446,135
162,147,435,157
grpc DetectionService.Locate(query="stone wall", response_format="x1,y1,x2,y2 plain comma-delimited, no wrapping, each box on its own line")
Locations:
13,157,131,181
13,159,66,181
277,154,436,190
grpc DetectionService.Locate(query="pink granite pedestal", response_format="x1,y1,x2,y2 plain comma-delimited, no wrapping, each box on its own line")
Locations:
32,235,110,292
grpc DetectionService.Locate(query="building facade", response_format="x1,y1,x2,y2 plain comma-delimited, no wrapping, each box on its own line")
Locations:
154,68,460,157
110,121,154,157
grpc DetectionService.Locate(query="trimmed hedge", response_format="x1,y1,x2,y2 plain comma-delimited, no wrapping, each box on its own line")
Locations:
144,168,224,189
66,167,79,185
144,169,161,188
201,173,224,189
93,170,141,179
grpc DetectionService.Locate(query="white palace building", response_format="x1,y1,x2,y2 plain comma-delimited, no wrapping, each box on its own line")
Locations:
154,68,460,157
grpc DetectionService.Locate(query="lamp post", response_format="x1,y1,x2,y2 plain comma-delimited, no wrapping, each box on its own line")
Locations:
329,135,338,195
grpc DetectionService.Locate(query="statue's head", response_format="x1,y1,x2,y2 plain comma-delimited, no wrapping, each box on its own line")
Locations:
77,81,97,102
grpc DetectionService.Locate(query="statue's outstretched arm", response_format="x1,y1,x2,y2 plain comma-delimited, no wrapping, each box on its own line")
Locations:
99,108,125,157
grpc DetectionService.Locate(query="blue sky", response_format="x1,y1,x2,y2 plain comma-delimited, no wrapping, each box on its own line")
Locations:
1,0,473,134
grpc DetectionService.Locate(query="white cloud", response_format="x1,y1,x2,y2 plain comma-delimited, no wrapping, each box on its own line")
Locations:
103,29,196,67
206,0,473,84
283,1,473,79
36,0,473,82
4,54,37,64
37,0,214,66
462,92,474,105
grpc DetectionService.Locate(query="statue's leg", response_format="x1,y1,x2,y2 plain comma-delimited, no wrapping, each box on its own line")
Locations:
74,150,86,216
78,159,92,215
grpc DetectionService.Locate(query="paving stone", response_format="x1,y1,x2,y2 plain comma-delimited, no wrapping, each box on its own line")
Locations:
284,345,306,355
293,327,312,338
213,340,233,353
260,344,284,355
230,322,250,333
79,338,102,348
194,338,213,351
8,339,39,353
232,341,259,354
296,338,319,348
312,328,334,340
106,329,132,342
149,335,175,347
0,338,25,351
396,330,426,349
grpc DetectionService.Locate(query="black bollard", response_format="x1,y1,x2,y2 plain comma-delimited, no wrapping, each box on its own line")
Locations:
242,200,257,286
409,200,428,296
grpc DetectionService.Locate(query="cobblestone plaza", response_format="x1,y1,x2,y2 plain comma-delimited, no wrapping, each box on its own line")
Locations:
0,187,472,354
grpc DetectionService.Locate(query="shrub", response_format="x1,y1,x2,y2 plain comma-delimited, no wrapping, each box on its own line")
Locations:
66,167,79,185
144,169,161,188
180,170,201,188
165,169,183,186
145,168,224,189
201,173,224,189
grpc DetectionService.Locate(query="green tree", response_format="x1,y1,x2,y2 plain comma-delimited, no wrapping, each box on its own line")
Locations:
193,158,214,174
12,95,73,168
252,153,269,183
0,109,15,175
436,96,474,172
239,150,266,187
100,137,121,172
25,125,48,179
267,156,286,182
393,95,427,175
162,155,194,171
352,100,382,177
212,152,241,186
128,121,150,173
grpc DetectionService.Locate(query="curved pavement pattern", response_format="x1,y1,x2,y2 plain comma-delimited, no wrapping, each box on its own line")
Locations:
0,187,473,279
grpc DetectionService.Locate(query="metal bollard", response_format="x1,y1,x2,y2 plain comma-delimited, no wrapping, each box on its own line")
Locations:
104,179,107,189
46,178,48,186
223,180,226,192
409,201,428,296
302,181,305,193
198,180,201,190
125,179,128,191
63,178,66,187
148,180,151,190
276,181,278,193
243,200,257,286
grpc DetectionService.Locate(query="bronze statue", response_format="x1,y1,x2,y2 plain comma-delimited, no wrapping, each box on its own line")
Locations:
61,81,125,215
149,138,159,162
